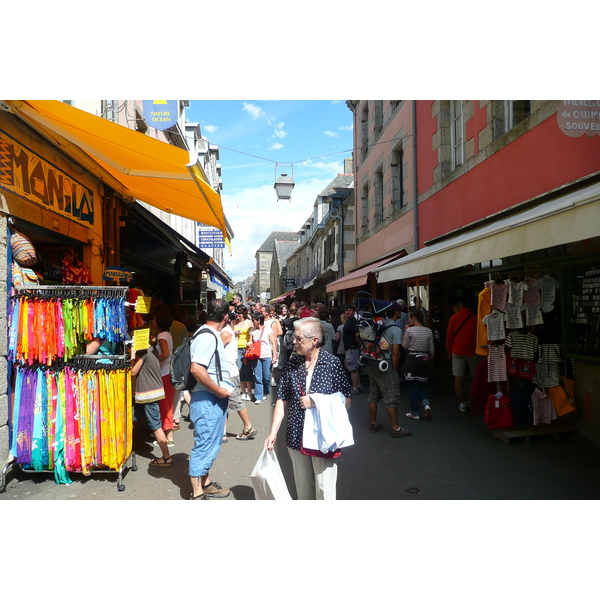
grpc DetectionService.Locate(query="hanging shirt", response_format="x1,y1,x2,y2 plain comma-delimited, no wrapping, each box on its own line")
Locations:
487,344,507,382
525,304,544,326
535,275,560,312
482,309,507,341
485,280,509,310
505,303,524,330
506,280,529,307
523,279,541,307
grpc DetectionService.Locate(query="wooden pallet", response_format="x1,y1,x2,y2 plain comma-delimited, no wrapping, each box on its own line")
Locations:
492,420,577,444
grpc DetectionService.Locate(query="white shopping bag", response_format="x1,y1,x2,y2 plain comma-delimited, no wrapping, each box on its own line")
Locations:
250,447,292,500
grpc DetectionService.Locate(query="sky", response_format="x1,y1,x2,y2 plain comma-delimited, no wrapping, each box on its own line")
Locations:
185,100,355,284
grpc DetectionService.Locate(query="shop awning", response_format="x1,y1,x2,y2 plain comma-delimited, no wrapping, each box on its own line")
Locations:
126,202,212,271
208,264,231,291
376,181,600,284
4,100,229,239
271,289,299,302
326,252,407,292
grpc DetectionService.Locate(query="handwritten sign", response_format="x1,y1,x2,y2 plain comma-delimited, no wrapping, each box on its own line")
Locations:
135,295,152,314
133,328,150,353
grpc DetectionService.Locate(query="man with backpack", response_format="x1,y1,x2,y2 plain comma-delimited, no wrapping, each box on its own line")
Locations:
188,299,234,500
367,303,412,438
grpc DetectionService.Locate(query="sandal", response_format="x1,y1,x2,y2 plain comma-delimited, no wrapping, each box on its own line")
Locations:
236,427,257,440
149,456,172,467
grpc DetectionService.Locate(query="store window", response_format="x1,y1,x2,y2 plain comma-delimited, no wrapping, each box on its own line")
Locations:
564,263,600,359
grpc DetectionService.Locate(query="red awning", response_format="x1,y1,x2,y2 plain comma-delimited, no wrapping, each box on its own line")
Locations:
326,252,407,293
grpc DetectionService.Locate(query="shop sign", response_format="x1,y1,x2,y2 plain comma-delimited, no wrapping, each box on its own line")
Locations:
557,101,600,137
142,100,178,131
0,129,94,226
198,226,225,248
103,266,133,283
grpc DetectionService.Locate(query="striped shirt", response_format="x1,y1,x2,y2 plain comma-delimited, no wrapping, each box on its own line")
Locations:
402,325,435,359
505,331,538,360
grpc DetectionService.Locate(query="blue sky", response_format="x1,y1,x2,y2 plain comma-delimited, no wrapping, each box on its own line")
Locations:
186,100,355,284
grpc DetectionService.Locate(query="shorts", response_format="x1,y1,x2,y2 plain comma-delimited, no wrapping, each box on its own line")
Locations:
452,353,481,377
143,401,163,432
227,375,245,412
367,365,400,406
345,348,359,371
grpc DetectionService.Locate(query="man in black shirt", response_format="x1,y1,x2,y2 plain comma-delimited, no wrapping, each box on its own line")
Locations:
342,304,361,394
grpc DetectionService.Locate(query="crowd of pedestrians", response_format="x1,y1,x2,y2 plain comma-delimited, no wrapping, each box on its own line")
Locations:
131,292,463,500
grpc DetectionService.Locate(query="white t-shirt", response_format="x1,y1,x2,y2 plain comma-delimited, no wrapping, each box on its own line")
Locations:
506,280,529,307
157,331,173,377
505,303,523,330
251,325,274,359
482,310,507,341
222,324,239,378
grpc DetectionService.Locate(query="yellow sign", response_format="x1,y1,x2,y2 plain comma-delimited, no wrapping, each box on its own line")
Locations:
135,295,152,314
133,328,150,352
0,128,95,227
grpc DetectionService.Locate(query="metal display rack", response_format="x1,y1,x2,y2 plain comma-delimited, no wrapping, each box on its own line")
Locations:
1,285,136,493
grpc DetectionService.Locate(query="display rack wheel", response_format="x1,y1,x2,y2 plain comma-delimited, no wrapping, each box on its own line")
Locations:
131,465,138,472
117,483,125,492
0,485,6,494
379,360,389,372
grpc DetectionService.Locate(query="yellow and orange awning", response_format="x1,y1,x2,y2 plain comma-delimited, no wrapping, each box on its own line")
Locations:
4,100,228,240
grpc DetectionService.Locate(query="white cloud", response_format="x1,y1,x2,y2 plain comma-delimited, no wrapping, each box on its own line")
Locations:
274,128,286,139
269,142,284,151
204,124,218,133
324,130,340,138
221,175,345,283
339,124,353,131
242,102,266,120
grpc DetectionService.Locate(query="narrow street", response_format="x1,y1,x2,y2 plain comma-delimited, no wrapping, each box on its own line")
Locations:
3,374,600,501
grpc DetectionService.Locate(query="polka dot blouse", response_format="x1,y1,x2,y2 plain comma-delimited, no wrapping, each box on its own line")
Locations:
278,349,351,451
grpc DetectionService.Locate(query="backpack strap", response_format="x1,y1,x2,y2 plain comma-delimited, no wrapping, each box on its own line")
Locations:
196,327,222,381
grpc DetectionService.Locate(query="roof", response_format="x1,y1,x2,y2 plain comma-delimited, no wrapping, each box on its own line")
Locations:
319,173,353,197
256,231,301,253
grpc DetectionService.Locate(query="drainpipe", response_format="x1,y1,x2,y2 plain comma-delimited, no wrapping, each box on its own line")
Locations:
412,100,419,252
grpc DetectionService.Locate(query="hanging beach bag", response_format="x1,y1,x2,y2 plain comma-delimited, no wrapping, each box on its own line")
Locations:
11,230,37,267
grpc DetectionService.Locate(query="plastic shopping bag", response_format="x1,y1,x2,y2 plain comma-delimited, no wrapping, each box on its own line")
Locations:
250,447,292,500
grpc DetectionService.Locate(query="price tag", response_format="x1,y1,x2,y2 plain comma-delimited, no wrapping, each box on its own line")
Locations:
135,295,152,314
133,328,150,352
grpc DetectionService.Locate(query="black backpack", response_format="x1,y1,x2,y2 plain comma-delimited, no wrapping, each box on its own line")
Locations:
169,327,221,392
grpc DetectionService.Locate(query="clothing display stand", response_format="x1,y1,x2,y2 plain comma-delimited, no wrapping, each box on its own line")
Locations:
2,285,136,493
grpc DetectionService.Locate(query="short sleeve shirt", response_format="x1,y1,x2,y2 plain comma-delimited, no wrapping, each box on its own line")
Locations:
190,325,230,393
278,349,351,451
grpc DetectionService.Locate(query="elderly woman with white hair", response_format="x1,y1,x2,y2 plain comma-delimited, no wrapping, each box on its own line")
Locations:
265,317,352,500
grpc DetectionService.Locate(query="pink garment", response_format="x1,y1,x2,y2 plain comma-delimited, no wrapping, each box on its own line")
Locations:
485,281,509,310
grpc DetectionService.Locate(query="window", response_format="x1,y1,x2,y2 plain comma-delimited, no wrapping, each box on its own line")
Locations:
361,103,369,160
374,167,384,225
361,183,369,233
450,100,463,169
374,101,384,135
391,146,404,210
505,100,531,129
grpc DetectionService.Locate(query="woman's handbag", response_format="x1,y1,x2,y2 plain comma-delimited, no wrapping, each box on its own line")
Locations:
250,447,292,500
244,327,264,360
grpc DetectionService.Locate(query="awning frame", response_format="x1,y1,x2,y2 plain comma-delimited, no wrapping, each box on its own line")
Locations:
376,181,600,284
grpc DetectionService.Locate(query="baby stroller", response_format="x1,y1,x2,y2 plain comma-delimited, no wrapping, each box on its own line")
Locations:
354,292,398,372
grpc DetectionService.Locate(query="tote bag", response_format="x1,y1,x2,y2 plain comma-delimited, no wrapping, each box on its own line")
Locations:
250,447,292,500
245,327,265,360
